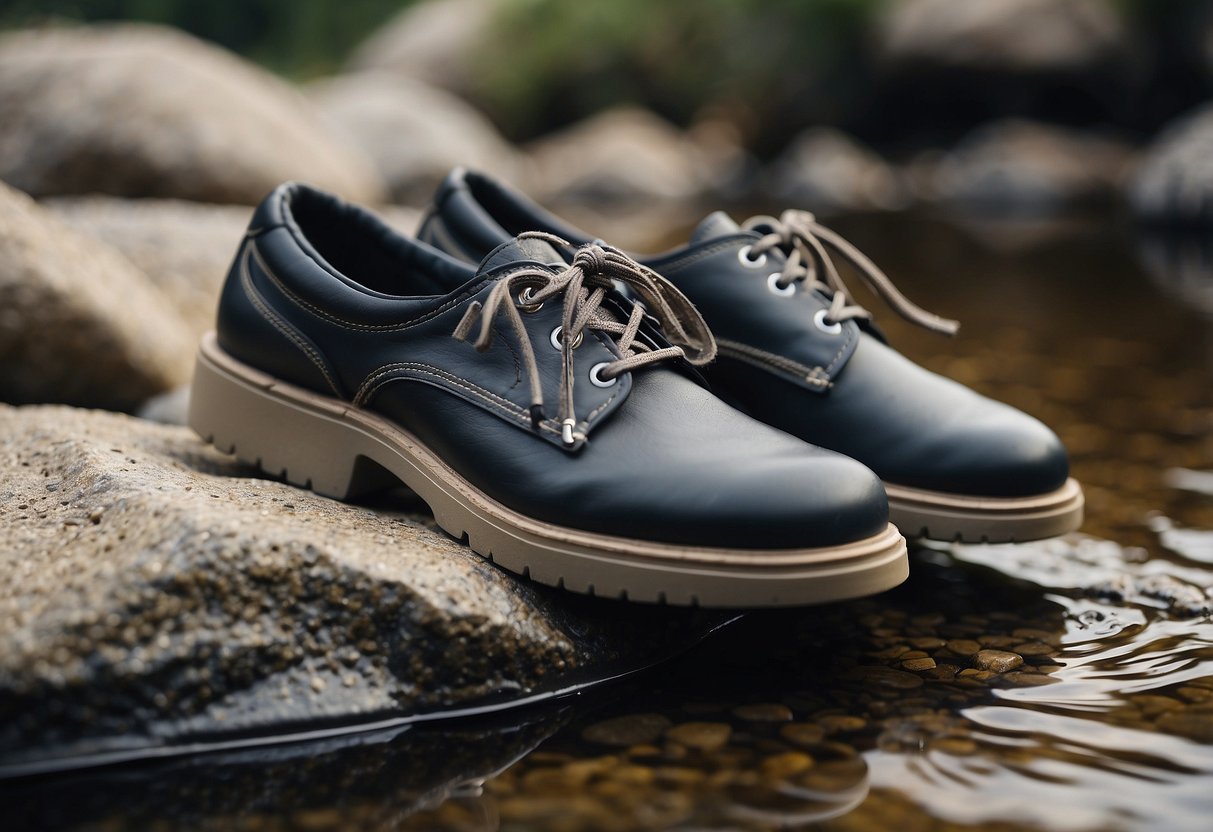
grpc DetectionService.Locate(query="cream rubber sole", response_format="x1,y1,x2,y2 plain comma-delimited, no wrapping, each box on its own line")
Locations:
188,333,908,608
886,478,1084,543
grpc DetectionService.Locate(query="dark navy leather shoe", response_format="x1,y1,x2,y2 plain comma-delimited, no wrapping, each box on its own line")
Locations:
417,169,1084,542
188,182,907,607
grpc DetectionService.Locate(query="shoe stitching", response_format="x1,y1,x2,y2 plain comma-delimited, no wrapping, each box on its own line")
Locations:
356,363,572,439
248,241,502,333
238,247,343,397
648,239,747,274
716,339,834,390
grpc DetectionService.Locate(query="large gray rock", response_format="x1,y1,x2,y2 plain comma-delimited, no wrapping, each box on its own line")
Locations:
876,0,1125,73
0,24,385,205
0,405,714,772
527,108,738,206
308,72,526,205
1131,101,1213,226
47,197,252,338
0,181,193,411
348,0,504,96
919,119,1134,214
765,128,907,213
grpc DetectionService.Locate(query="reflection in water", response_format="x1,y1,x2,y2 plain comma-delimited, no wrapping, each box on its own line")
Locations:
11,212,1213,830
9,709,568,830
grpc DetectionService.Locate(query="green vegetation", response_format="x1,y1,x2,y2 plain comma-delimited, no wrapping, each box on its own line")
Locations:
0,0,412,77
469,0,881,143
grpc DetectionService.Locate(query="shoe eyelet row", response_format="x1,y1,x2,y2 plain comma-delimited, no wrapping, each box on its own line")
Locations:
737,245,767,269
549,326,584,351
767,273,796,297
814,308,843,335
589,362,617,388
516,286,544,313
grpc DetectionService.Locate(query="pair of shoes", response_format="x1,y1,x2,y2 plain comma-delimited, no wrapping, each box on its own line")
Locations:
420,170,1085,545
187,173,1082,609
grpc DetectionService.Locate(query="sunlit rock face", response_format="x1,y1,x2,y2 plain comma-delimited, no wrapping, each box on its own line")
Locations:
0,404,717,773
0,23,385,205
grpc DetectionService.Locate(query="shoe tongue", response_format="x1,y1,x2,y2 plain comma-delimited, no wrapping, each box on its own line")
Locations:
477,236,567,274
690,211,742,244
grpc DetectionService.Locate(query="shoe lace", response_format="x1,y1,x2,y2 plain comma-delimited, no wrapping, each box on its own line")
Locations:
453,233,716,446
743,209,960,336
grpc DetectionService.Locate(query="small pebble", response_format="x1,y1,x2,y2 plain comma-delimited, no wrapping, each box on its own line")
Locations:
902,657,938,671
732,703,793,722
1012,641,1055,657
665,722,732,752
818,715,866,734
780,723,825,746
973,649,1024,673
929,737,978,755
846,665,924,690
582,713,672,747
761,751,814,778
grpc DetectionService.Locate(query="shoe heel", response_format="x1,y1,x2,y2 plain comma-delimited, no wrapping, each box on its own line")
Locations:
187,334,397,500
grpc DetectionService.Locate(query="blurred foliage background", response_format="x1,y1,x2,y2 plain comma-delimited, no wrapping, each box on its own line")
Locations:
5,0,1213,157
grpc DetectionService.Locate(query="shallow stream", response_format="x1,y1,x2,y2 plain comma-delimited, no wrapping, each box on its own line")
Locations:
12,210,1213,831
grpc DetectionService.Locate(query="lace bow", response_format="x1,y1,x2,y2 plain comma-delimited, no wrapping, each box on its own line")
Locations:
454,234,716,446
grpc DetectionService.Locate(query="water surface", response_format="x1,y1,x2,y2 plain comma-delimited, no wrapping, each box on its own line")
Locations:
12,210,1213,831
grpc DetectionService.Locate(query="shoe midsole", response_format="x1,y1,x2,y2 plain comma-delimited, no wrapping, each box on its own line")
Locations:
188,333,909,607
885,479,1084,543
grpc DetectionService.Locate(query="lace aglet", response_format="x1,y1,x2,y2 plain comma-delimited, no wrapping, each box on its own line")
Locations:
561,418,576,446
529,404,545,429
935,318,961,337
452,301,483,342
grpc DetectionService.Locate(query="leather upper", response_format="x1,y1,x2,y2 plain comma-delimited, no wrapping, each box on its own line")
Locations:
419,169,1072,498
214,182,890,547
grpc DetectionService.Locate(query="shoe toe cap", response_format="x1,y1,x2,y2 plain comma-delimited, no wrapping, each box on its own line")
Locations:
904,407,1071,498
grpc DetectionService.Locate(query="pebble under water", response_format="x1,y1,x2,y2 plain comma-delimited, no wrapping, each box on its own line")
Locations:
10,211,1213,831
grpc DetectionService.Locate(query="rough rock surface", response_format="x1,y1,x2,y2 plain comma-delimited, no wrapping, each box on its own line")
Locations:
918,119,1134,214
526,108,734,206
765,128,907,213
348,0,504,96
0,405,714,770
876,0,1124,73
0,181,193,411
309,72,527,204
1131,101,1213,226
0,24,385,205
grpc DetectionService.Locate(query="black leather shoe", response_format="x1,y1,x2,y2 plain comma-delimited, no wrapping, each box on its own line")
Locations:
417,169,1084,542
187,183,906,607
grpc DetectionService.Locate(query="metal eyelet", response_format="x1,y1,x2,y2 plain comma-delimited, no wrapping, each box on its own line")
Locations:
549,326,583,351
589,362,618,387
814,308,843,335
516,286,544,313
766,273,796,297
737,245,767,269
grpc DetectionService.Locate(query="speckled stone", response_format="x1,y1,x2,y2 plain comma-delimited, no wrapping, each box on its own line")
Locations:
0,405,717,770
